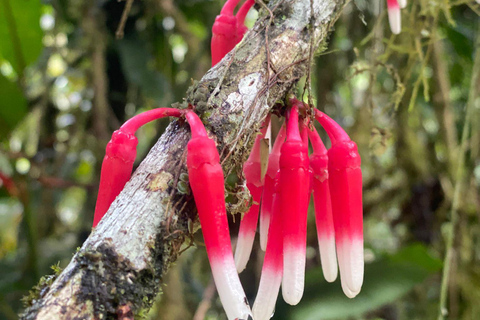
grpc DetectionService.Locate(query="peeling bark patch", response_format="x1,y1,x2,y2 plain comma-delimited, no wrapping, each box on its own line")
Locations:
224,72,262,113
238,73,262,97
147,171,173,192
76,243,159,319
224,92,243,112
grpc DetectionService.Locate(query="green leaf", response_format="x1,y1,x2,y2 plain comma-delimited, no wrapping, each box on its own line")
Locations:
444,24,473,63
0,75,27,137
0,0,43,73
275,244,442,320
0,0,43,72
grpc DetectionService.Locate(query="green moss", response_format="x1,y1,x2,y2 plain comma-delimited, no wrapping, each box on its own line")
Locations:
74,243,164,319
20,264,64,320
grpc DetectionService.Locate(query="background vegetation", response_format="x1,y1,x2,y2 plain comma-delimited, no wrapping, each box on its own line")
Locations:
0,0,479,319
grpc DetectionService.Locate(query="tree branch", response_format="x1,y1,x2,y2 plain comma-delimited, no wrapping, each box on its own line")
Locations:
20,0,347,318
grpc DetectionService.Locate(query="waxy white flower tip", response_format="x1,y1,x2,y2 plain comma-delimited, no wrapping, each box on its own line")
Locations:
398,0,407,8
210,257,252,320
234,233,254,273
344,239,364,293
259,214,270,251
253,269,282,320
282,247,306,305
318,237,338,283
388,6,401,35
341,277,360,298
336,238,364,297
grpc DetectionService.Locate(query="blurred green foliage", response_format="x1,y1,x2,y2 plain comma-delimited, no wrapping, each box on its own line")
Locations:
0,0,43,72
0,0,479,319
0,76,27,136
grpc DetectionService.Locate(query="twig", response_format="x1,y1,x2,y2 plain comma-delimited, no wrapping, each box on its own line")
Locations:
407,12,438,111
83,6,111,142
302,0,316,120
37,176,94,189
256,0,279,83
116,0,135,39
207,53,238,108
192,278,216,320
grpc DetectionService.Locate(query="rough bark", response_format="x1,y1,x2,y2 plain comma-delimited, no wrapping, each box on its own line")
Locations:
21,0,347,318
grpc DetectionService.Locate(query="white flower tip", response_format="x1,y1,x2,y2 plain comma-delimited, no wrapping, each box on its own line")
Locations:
348,266,364,293
318,237,338,283
211,258,252,320
259,218,269,251
282,285,304,305
347,240,364,292
282,248,305,305
338,246,359,298
388,7,401,34
260,234,267,251
341,278,360,298
398,0,407,8
234,234,255,273
252,304,276,320
323,266,338,283
337,238,364,294
253,270,282,320
234,249,248,273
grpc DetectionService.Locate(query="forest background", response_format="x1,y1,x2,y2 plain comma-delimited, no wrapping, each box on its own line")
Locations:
0,0,479,319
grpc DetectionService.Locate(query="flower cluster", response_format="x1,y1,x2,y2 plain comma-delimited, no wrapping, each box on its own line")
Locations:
235,98,364,320
92,102,364,320
92,106,252,319
92,1,364,319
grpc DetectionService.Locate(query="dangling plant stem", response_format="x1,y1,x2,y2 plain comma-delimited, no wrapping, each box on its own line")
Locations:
437,28,480,320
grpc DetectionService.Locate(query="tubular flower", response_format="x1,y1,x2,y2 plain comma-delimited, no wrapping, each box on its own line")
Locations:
235,0,255,43
235,116,271,273
211,0,255,66
386,0,401,34
308,125,338,283
259,124,286,250
211,0,241,66
280,102,310,305
185,110,252,320
315,109,364,298
93,108,183,227
398,0,407,8
252,171,283,320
